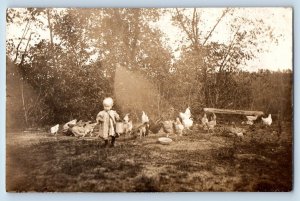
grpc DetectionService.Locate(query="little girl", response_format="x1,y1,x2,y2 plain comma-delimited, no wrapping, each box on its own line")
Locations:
96,97,120,148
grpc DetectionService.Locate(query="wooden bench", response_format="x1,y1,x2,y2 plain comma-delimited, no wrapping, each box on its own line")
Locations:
203,108,264,116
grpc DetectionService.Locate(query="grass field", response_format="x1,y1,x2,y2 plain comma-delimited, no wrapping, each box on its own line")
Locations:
6,122,293,192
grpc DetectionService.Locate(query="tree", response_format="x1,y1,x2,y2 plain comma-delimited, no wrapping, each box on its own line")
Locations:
6,8,173,125
170,8,279,110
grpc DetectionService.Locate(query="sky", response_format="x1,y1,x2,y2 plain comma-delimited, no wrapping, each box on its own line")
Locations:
156,8,293,71
6,8,293,72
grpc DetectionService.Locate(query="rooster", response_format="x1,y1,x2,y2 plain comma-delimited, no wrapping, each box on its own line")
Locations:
262,114,272,126
149,118,163,134
179,107,193,130
179,107,191,120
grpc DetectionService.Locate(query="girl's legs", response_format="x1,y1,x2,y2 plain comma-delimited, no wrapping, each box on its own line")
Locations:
110,136,116,147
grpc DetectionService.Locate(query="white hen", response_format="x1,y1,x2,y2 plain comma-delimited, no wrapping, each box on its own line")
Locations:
63,119,77,130
246,115,258,121
262,114,272,126
50,124,59,135
179,107,191,120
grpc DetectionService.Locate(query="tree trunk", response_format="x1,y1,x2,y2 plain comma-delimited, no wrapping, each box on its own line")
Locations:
46,9,56,67
21,79,28,127
203,65,209,106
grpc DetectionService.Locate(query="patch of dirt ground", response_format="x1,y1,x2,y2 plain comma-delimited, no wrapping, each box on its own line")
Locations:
6,122,293,192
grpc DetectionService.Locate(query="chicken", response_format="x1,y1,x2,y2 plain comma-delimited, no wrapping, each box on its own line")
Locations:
179,107,191,120
179,107,193,130
135,112,150,139
212,113,217,120
206,120,216,132
206,113,217,133
70,125,86,137
182,118,193,130
63,119,77,131
174,117,184,136
137,123,150,138
162,120,174,137
245,115,258,125
246,120,254,125
83,122,97,136
64,121,97,137
125,121,133,134
262,114,272,126
201,113,209,126
246,115,258,121
50,124,59,135
123,113,133,135
142,111,149,124
124,113,130,123
229,123,246,137
184,107,191,119
76,120,84,127
149,118,163,134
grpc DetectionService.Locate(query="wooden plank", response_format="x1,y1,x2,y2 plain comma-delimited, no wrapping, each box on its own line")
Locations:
203,108,264,116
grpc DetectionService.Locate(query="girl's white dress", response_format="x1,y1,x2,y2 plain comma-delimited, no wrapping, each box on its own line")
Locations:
96,110,120,139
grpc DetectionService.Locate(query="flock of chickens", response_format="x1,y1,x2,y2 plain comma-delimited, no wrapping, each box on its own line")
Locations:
50,107,273,139
50,120,97,137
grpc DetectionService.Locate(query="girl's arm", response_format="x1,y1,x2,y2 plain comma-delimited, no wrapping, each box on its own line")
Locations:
114,111,120,122
96,111,104,123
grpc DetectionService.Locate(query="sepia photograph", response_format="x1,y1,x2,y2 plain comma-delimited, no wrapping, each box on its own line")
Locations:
6,7,293,192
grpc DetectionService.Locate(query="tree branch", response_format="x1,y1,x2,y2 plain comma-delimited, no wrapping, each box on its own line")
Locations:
202,8,230,46
14,20,31,63
20,32,33,66
175,8,196,46
219,25,241,72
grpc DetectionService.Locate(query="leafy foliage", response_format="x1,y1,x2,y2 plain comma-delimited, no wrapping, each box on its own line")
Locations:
6,8,292,128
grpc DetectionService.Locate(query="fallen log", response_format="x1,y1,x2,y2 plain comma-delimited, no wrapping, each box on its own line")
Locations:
203,108,264,116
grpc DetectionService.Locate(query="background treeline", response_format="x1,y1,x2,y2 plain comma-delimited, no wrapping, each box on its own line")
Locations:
6,8,292,129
